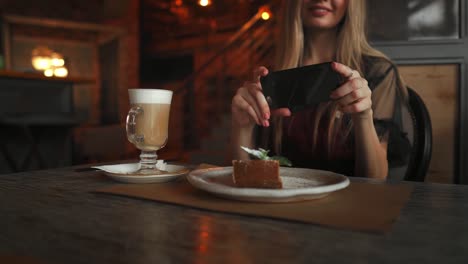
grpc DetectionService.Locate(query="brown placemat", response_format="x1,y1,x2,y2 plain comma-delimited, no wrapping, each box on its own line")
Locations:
95,172,413,233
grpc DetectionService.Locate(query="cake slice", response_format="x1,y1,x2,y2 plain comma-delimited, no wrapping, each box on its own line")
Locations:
232,159,282,189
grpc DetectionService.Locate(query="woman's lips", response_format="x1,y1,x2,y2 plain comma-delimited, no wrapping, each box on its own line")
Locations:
308,7,331,17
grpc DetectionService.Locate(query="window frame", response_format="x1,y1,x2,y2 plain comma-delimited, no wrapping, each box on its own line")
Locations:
370,0,468,184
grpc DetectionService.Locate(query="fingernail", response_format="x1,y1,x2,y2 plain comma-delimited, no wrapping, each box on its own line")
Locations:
264,120,270,127
264,112,270,119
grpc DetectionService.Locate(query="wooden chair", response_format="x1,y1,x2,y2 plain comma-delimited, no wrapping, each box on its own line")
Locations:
73,124,137,164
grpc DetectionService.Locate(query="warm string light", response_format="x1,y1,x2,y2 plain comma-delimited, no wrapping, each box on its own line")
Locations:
259,5,272,21
31,46,68,78
53,67,69,77
31,46,52,70
50,53,65,67
198,0,211,7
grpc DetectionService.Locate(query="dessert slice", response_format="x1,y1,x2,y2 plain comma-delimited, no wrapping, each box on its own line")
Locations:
232,160,282,189
232,147,291,189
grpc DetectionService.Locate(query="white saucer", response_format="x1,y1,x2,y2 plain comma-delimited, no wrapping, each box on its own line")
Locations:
187,166,349,203
93,162,190,184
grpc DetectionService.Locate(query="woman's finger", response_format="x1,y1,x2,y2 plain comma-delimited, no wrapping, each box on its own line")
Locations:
240,85,270,126
271,108,292,117
232,93,261,126
330,78,368,99
253,66,269,83
330,62,373,115
336,86,372,107
231,66,272,127
244,82,270,119
341,98,372,114
332,61,361,80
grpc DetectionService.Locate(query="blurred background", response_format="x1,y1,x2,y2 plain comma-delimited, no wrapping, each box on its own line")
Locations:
0,0,466,184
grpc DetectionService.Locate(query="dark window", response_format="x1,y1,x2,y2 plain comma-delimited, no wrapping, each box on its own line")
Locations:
368,0,460,41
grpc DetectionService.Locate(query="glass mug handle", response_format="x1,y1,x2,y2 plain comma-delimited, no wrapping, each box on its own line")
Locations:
126,106,144,144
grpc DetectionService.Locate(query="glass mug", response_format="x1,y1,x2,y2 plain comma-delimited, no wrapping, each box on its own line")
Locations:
126,89,173,174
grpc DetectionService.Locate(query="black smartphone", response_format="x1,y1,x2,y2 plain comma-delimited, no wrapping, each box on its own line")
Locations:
260,62,342,113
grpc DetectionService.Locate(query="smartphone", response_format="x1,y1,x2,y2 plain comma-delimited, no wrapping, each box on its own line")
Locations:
260,62,342,113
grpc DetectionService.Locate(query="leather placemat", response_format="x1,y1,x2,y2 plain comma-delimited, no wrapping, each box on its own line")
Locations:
95,175,413,233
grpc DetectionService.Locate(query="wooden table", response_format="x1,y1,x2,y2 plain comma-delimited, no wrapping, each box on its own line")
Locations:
1,166,468,264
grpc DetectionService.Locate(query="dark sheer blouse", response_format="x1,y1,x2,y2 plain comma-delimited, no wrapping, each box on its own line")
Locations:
256,56,412,177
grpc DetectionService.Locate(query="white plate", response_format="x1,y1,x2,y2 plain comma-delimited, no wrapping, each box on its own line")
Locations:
187,166,350,203
93,163,190,184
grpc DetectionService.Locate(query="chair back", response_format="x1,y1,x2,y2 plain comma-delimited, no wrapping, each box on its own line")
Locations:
73,124,137,164
404,87,432,181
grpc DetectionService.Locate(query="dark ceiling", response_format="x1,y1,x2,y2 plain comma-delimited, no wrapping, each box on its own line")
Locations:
140,0,271,43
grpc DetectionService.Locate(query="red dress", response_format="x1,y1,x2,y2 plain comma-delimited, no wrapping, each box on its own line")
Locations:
281,106,356,176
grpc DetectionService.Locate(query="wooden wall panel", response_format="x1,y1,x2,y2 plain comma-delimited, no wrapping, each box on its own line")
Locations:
398,64,458,183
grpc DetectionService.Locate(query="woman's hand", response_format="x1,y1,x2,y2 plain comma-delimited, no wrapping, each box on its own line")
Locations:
232,66,291,129
330,62,372,119
331,62,388,179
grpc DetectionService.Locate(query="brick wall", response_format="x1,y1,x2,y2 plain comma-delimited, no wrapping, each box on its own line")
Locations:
102,0,140,123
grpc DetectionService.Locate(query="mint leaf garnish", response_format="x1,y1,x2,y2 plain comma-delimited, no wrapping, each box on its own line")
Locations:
240,146,292,167
270,156,292,167
240,146,269,160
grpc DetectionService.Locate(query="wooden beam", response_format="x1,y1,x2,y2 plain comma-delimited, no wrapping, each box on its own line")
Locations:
2,14,124,34
0,69,95,84
13,35,96,46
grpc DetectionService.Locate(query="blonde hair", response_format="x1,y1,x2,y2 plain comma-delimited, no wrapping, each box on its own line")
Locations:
270,0,400,157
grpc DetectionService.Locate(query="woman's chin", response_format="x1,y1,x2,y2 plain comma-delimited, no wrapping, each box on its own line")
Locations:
303,17,341,31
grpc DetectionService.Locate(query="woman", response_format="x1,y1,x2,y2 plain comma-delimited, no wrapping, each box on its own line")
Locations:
231,0,411,179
